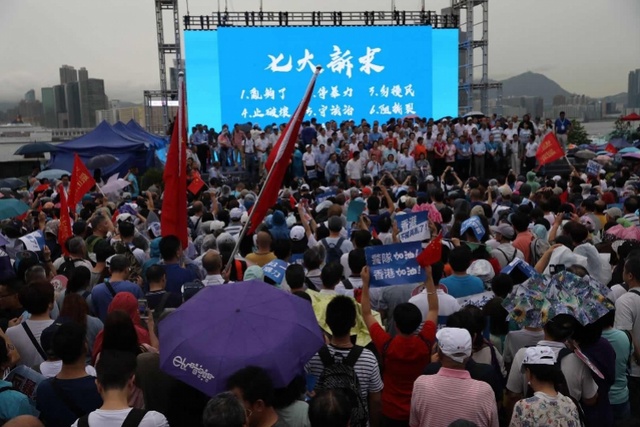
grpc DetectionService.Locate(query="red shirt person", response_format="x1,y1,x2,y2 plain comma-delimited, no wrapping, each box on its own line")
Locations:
361,264,439,424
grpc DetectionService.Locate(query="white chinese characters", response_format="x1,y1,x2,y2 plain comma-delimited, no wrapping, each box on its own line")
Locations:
266,46,384,77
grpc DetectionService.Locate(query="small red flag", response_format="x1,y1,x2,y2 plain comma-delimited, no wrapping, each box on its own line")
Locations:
416,232,442,267
535,133,565,166
605,143,617,154
68,154,96,209
289,195,297,210
57,183,72,255
188,176,206,195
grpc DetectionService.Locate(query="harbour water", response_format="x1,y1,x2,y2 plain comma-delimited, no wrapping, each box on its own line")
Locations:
582,120,616,139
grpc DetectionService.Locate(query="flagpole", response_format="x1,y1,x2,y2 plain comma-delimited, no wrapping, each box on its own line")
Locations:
223,67,321,275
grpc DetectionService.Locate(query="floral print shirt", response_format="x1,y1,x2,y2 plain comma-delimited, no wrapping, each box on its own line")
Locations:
510,392,581,427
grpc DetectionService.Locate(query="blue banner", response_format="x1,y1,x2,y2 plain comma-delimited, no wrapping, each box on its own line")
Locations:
585,160,600,176
365,242,425,287
262,259,288,285
460,215,486,241
316,190,336,205
397,211,430,242
185,26,458,129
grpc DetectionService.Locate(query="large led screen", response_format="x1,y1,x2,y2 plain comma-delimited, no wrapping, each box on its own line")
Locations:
184,26,458,129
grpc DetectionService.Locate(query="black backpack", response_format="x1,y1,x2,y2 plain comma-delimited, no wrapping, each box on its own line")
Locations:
314,346,368,427
57,257,78,279
321,237,345,265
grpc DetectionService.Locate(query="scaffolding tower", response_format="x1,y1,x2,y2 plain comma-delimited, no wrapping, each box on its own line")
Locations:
447,0,502,115
145,0,182,133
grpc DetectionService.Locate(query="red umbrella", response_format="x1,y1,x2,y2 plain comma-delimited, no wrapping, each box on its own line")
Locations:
621,112,640,121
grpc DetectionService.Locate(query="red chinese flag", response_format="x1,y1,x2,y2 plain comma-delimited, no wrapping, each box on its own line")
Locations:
416,232,443,267
161,78,189,249
249,67,321,234
187,176,205,195
535,133,565,166
605,143,618,154
57,184,72,255
68,154,96,209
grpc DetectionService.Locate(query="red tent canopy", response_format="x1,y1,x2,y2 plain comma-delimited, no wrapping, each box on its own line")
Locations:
621,112,640,121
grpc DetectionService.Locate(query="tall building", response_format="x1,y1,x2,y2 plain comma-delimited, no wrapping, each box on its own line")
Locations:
24,89,36,103
41,88,57,128
59,65,78,85
65,81,82,128
629,69,640,109
78,67,88,82
79,78,108,128
53,84,68,128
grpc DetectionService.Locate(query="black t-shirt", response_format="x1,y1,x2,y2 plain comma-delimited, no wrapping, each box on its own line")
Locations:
145,290,182,311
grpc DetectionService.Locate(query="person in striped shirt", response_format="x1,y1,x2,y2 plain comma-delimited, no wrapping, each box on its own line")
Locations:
305,296,383,427
410,327,499,427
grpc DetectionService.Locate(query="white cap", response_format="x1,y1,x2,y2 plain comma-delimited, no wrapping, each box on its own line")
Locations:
521,346,557,372
426,175,435,182
290,225,305,241
552,175,562,181
240,212,249,225
230,208,243,220
210,220,225,232
436,327,472,363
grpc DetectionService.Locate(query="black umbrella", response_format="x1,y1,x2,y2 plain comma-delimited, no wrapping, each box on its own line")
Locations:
86,154,119,169
0,178,26,190
13,142,57,156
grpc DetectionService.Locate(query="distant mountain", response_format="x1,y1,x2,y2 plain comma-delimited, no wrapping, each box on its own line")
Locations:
600,92,627,105
500,72,573,104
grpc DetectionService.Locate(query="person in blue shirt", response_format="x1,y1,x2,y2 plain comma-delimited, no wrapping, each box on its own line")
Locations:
455,136,472,180
292,148,304,179
160,235,197,296
91,255,144,322
0,336,38,422
554,111,572,150
471,135,487,178
485,134,499,174
35,322,102,427
440,246,485,298
126,166,139,199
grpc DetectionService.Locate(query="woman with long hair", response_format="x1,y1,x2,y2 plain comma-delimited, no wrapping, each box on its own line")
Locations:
59,293,103,361
510,346,582,426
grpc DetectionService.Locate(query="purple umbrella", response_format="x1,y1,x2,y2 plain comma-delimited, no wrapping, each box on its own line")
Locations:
159,280,324,396
622,152,640,160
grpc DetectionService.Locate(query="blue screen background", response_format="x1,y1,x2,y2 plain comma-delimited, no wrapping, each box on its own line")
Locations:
184,26,458,130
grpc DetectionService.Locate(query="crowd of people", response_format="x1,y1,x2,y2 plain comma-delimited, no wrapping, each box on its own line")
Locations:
187,112,573,185
0,112,638,427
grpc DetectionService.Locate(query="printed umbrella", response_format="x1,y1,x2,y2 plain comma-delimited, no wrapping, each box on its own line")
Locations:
159,280,324,397
36,169,70,180
0,178,26,190
86,154,119,169
574,150,596,160
0,199,30,220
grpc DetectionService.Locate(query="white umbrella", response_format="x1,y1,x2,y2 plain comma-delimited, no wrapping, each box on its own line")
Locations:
100,179,130,195
463,111,485,119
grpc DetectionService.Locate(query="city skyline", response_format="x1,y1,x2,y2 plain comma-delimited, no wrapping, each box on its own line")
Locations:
0,0,638,103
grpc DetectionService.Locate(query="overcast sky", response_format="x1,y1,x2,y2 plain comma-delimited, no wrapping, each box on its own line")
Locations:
1,0,638,103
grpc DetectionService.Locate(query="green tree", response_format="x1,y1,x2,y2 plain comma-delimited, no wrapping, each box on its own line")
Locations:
568,119,590,146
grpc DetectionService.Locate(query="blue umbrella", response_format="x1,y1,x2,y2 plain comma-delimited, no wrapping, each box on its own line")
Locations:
36,169,70,180
0,178,26,190
14,142,57,156
619,147,640,154
159,280,324,397
610,138,631,149
0,199,30,220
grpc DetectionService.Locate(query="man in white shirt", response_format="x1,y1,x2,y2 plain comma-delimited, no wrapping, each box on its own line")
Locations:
6,281,55,368
201,251,226,286
302,145,316,178
503,121,518,141
345,151,364,184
